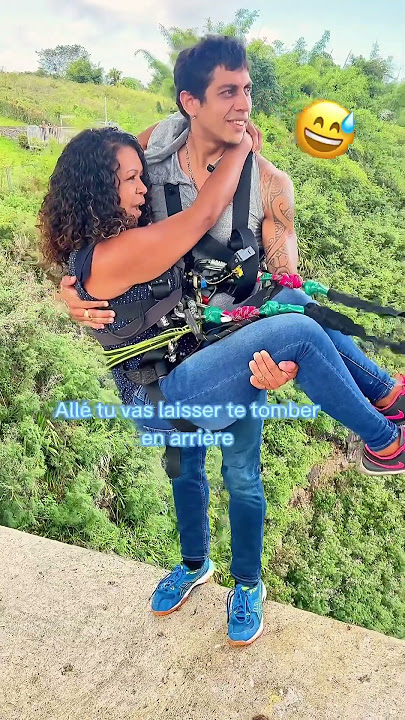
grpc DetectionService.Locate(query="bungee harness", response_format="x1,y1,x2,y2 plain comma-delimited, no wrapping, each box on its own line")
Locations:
83,152,404,479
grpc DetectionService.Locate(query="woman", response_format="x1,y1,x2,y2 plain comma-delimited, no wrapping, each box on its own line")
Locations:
39,126,405,480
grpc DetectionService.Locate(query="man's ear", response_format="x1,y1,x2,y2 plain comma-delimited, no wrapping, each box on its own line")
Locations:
179,90,199,120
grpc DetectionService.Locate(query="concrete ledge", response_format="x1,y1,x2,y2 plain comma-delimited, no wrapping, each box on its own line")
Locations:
0,126,26,140
0,526,403,720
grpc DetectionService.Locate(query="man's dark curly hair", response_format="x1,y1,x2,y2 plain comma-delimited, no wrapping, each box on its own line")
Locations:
39,126,152,268
174,35,249,119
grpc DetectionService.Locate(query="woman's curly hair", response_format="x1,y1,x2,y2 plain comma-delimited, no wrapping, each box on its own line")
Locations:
39,126,152,268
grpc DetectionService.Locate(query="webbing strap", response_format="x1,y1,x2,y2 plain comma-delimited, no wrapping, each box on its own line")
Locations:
232,151,252,229
142,365,201,481
304,304,405,355
327,289,405,318
93,287,184,347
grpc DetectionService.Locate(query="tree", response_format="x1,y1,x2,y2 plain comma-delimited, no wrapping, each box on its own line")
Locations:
159,24,199,66
308,30,331,64
66,58,104,84
203,8,259,40
272,40,286,56
134,50,174,96
293,37,308,64
351,54,394,84
106,68,122,86
121,77,143,91
370,41,380,61
246,39,280,113
36,44,89,77
349,48,395,98
134,8,260,97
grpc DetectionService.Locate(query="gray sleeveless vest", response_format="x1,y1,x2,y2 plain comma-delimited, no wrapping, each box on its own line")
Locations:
145,112,264,310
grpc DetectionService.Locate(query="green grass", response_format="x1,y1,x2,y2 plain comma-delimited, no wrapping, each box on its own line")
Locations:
0,135,30,165
0,72,175,134
0,115,25,126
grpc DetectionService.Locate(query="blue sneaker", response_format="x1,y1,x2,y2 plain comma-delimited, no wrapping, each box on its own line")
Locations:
227,580,267,646
150,557,215,616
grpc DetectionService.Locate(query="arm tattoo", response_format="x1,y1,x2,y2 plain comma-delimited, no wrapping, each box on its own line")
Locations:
260,164,297,274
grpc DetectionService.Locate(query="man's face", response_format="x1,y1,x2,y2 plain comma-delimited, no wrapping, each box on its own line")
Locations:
194,65,252,145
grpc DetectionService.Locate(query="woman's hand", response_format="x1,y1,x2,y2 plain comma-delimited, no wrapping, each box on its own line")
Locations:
239,128,254,153
249,350,298,390
59,275,115,330
245,120,263,153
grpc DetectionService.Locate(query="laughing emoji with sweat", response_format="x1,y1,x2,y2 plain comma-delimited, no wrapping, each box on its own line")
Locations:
295,100,355,159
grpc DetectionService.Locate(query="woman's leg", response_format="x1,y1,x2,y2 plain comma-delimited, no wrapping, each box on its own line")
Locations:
160,313,399,452
273,287,396,403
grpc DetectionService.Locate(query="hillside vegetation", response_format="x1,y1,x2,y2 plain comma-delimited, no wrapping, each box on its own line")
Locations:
0,29,404,639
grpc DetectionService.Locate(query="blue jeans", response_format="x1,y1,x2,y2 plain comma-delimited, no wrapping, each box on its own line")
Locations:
137,288,398,585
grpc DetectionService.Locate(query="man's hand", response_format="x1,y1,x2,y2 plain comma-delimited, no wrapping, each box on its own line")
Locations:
249,350,298,390
246,120,263,154
59,275,115,330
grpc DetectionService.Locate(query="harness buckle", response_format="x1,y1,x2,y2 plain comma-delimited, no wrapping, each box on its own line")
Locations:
228,245,255,271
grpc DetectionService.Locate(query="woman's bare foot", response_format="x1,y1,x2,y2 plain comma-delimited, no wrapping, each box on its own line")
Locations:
375,435,401,457
375,375,404,409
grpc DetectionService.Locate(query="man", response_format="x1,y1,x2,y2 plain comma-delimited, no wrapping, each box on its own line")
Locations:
60,35,299,646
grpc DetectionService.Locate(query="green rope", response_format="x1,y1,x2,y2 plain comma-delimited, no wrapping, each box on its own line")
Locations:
302,280,329,297
260,300,305,316
103,327,192,370
203,307,224,324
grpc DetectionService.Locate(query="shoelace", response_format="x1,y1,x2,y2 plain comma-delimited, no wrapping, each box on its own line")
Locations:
148,563,193,603
227,585,254,624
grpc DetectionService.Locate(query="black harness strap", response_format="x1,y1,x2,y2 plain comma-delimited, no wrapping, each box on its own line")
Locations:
164,153,259,302
304,304,405,355
126,346,202,480
232,151,252,230
327,289,405,318
93,287,183,347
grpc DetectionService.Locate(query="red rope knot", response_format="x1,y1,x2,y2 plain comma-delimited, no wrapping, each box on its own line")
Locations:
272,273,303,289
223,306,260,321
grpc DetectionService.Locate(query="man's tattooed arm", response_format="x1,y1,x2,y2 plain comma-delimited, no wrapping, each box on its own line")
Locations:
257,155,298,274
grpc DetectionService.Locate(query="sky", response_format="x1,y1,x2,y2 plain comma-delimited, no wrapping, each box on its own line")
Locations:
1,0,404,82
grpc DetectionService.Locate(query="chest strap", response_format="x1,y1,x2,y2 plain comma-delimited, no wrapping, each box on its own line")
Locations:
164,152,260,303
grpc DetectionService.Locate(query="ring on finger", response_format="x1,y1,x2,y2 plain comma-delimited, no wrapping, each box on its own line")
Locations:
83,309,90,320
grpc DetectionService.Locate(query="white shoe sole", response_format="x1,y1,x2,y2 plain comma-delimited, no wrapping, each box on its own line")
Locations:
359,460,405,476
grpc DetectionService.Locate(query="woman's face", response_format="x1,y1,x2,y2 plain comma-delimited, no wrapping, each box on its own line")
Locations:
115,145,147,220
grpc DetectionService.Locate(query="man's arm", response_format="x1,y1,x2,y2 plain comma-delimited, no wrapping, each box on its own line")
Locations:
257,155,298,274
247,155,299,390
137,123,159,151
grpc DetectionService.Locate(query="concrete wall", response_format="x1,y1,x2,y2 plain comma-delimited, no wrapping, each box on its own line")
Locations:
0,126,26,141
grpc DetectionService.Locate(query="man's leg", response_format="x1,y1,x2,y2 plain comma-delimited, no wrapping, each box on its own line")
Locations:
150,444,215,615
171,444,210,568
220,404,267,587
220,403,268,646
